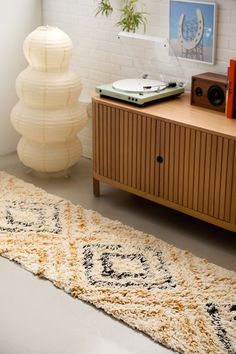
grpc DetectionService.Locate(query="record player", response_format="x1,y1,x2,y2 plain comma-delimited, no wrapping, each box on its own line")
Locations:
96,78,185,106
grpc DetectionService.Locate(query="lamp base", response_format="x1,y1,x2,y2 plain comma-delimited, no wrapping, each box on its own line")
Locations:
28,168,72,179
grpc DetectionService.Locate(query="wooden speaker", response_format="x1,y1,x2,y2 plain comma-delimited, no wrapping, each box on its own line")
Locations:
191,72,227,112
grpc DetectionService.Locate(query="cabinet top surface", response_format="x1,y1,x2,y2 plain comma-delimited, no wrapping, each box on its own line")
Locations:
93,93,236,139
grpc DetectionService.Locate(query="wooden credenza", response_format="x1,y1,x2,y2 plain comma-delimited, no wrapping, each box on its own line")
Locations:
92,94,236,232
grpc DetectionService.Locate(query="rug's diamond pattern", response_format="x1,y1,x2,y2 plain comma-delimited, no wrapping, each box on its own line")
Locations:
206,303,236,354
0,171,235,354
82,244,176,290
0,200,62,234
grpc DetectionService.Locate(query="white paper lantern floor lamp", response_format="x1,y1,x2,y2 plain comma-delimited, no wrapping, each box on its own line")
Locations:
11,26,87,175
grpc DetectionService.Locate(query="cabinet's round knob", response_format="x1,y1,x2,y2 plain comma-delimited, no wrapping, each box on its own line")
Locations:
156,155,164,163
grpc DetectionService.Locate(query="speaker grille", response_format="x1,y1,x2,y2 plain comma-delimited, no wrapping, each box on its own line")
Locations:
207,85,225,106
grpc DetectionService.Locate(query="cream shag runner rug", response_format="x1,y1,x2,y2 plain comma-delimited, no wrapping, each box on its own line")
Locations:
0,171,235,354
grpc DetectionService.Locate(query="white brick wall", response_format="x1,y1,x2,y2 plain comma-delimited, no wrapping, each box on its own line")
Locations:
43,0,236,158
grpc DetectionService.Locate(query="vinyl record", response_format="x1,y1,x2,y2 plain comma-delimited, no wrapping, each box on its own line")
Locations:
112,78,166,93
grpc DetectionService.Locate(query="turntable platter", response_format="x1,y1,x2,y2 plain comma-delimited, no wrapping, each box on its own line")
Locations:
112,78,166,93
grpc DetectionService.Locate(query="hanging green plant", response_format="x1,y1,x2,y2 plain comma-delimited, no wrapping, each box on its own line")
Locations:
96,0,147,33
96,0,113,16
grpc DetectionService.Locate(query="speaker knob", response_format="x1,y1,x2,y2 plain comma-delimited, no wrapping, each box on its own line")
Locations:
207,85,225,106
195,87,203,96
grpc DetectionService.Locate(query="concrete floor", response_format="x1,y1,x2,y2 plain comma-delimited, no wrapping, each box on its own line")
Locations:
0,153,235,354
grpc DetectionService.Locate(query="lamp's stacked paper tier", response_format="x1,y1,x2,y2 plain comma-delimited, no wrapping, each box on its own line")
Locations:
11,26,87,173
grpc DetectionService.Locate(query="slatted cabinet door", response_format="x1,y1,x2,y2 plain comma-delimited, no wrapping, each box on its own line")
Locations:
156,122,236,227
93,102,161,196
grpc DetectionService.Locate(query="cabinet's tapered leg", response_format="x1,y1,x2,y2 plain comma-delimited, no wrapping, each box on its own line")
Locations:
93,178,100,197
